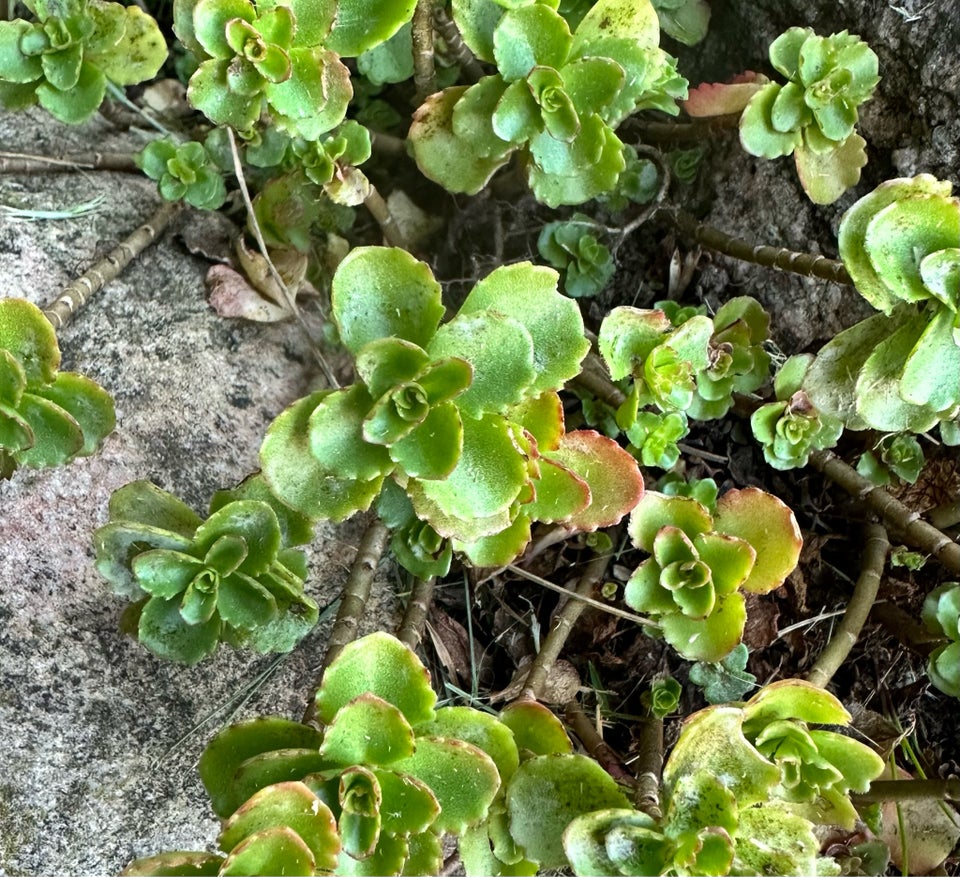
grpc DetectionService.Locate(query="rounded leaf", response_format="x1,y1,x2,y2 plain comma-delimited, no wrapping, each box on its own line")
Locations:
374,769,441,835
94,5,166,85
220,825,315,876
266,47,352,140
428,312,535,416
307,385,393,480
261,392,385,521
0,298,60,386
660,592,747,662
120,851,225,875
193,501,282,577
320,693,416,766
325,0,417,56
547,430,644,531
499,701,571,756
628,491,712,553
36,371,115,456
713,488,801,595
493,5,572,82
138,595,220,664
315,632,437,726
570,0,659,55
507,754,631,869
13,393,83,468
417,705,520,784
333,247,444,356
388,402,463,480
391,736,501,834
459,261,590,396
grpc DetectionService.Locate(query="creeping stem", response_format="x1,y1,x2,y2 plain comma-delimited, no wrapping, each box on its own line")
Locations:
411,0,439,104
396,576,436,650
515,547,616,702
43,200,181,331
664,208,853,285
303,517,390,725
432,6,485,83
809,450,960,576
853,776,960,805
0,150,139,174
806,522,888,688
564,699,643,794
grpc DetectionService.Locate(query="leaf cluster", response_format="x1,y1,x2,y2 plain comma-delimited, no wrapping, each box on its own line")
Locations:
921,582,960,697
564,680,885,876
624,489,801,661
94,477,317,664
410,0,687,206
123,632,633,876
739,27,877,203
536,214,615,298
598,297,770,468
0,298,115,479
260,247,643,571
138,137,227,210
751,354,843,470
805,175,960,436
0,0,166,122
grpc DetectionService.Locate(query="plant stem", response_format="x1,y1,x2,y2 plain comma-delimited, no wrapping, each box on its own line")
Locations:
809,450,960,576
926,497,960,531
806,522,888,688
411,0,438,104
363,184,407,249
870,601,941,657
517,548,615,702
0,150,139,174
852,776,960,805
564,698,640,792
572,353,626,408
302,517,390,725
42,199,181,331
370,131,409,159
632,713,665,820
664,208,852,285
432,6,485,83
226,128,340,389
396,576,435,650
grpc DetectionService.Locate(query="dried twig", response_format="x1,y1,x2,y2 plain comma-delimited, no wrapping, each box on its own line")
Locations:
411,0,438,103
0,150,139,174
665,208,852,285
42,199,181,331
564,698,640,791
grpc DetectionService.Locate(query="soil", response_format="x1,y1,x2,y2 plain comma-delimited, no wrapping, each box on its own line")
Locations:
0,0,959,874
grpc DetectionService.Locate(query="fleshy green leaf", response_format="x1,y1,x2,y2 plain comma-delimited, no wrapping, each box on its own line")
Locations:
507,754,631,869
416,706,520,785
333,247,444,356
391,736,501,834
12,393,83,467
219,826,315,876
598,306,672,381
410,86,514,195
570,0,660,55
660,592,746,662
900,307,960,411
219,781,340,872
138,594,221,664
713,488,802,595
499,701,571,756
325,0,417,56
93,4,166,85
314,632,437,726
493,5,572,82
374,769,440,835
794,132,867,204
458,261,590,396
306,385,393,480
387,403,463,480
0,21,43,83
261,391,386,521
120,851,225,875
0,298,60,385
428,312,535,416
628,491,712,553
266,48,352,140
320,693,416,766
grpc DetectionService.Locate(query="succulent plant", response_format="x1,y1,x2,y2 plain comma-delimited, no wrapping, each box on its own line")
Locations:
537,215,615,299
138,138,228,210
94,477,317,664
805,175,960,434
625,489,801,662
753,354,843,470
260,246,643,571
0,298,115,478
0,0,165,123
856,433,924,486
410,0,686,206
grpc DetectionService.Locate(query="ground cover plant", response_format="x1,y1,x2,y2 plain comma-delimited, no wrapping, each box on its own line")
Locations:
2,0,960,873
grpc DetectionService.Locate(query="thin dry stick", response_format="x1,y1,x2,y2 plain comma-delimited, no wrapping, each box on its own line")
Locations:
396,576,435,650
226,128,340,388
572,353,626,408
516,548,616,701
806,522,889,689
363,185,406,249
564,698,640,791
42,199,181,331
665,208,852,285
302,517,390,725
809,449,960,576
411,0,438,103
0,150,139,174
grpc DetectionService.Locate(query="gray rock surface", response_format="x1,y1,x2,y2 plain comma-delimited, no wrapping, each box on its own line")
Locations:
0,108,398,875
